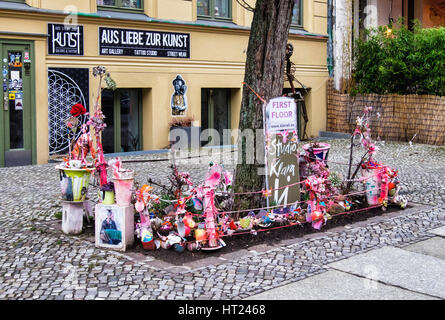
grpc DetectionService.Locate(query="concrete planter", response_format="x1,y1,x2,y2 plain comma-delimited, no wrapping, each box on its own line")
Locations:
169,126,201,149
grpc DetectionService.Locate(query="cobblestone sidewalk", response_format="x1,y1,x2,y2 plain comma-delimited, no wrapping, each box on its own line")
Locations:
0,140,444,299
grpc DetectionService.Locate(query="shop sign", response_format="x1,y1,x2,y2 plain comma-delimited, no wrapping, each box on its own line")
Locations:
48,23,84,56
99,27,190,58
265,97,300,205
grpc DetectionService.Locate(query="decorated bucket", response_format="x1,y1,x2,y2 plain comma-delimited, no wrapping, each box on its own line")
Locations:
302,143,331,163
113,170,134,207
362,168,387,205
57,166,93,202
101,191,115,205
141,228,155,250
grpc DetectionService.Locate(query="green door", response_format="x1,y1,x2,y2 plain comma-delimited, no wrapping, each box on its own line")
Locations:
1,41,34,167
101,88,142,154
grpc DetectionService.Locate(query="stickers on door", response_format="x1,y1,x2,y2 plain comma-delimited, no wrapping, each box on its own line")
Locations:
15,98,23,110
10,71,22,90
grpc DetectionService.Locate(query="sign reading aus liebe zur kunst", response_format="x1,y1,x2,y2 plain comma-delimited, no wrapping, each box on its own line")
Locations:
265,97,300,205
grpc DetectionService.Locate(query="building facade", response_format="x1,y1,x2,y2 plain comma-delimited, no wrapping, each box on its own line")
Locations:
0,0,329,167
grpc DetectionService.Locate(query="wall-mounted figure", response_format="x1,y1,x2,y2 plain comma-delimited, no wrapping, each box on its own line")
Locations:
170,74,188,116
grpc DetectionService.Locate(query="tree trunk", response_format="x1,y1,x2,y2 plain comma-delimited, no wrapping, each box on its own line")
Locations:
233,0,295,213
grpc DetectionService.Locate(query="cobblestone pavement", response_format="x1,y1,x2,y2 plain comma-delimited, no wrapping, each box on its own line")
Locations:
0,139,444,300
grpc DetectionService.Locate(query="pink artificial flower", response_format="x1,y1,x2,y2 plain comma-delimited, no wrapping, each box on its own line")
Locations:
262,189,272,198
278,130,289,143
368,143,379,155
223,171,233,186
205,170,221,188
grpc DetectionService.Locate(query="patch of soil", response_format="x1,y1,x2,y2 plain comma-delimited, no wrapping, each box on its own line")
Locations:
126,203,413,265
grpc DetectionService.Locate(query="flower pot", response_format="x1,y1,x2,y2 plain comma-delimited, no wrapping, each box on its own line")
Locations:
302,143,331,163
113,170,134,207
56,165,93,202
169,126,201,149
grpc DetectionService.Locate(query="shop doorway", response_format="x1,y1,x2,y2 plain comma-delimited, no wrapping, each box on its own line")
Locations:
201,88,231,146
102,88,142,154
0,41,35,167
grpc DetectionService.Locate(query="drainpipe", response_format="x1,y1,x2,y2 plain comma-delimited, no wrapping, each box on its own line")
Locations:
327,0,334,77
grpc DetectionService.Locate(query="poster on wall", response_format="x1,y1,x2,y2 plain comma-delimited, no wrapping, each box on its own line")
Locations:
48,23,84,56
170,75,188,116
265,97,300,205
99,27,190,58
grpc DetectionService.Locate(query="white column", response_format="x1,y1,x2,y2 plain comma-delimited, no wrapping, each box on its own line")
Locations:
333,0,353,91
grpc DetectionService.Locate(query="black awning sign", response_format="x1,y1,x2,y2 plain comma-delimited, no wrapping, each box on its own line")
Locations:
99,27,190,58
48,23,84,56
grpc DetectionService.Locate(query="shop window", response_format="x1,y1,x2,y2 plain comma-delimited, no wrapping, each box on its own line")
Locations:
97,0,143,11
102,89,142,154
291,0,303,28
197,0,231,20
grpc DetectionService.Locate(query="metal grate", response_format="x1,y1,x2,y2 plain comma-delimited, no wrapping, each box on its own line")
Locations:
48,69,87,155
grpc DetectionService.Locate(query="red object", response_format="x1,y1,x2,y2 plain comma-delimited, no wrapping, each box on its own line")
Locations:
229,220,238,230
388,182,396,190
311,211,324,222
142,240,155,250
70,104,87,117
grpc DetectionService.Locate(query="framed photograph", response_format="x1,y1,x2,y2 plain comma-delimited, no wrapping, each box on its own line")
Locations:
95,205,124,249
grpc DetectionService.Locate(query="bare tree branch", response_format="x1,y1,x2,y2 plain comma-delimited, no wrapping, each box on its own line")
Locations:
236,0,255,12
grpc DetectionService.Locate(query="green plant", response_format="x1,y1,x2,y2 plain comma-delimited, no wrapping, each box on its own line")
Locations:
351,19,445,96
54,211,63,220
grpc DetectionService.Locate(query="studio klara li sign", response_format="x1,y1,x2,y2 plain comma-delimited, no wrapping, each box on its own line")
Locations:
99,27,190,58
265,97,300,205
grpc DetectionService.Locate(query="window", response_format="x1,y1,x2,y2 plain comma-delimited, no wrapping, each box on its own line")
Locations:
291,0,303,27
197,0,231,20
97,0,143,11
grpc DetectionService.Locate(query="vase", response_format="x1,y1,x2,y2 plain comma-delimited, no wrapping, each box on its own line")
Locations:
56,165,93,202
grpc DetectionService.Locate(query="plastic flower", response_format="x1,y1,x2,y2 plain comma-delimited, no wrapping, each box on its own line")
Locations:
205,164,222,188
223,171,233,186
70,104,87,117
262,189,272,198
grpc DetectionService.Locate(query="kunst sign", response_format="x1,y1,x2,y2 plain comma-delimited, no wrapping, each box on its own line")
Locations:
265,97,300,205
48,24,84,55
99,27,190,58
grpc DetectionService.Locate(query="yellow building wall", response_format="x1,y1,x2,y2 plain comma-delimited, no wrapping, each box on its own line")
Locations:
0,0,328,164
